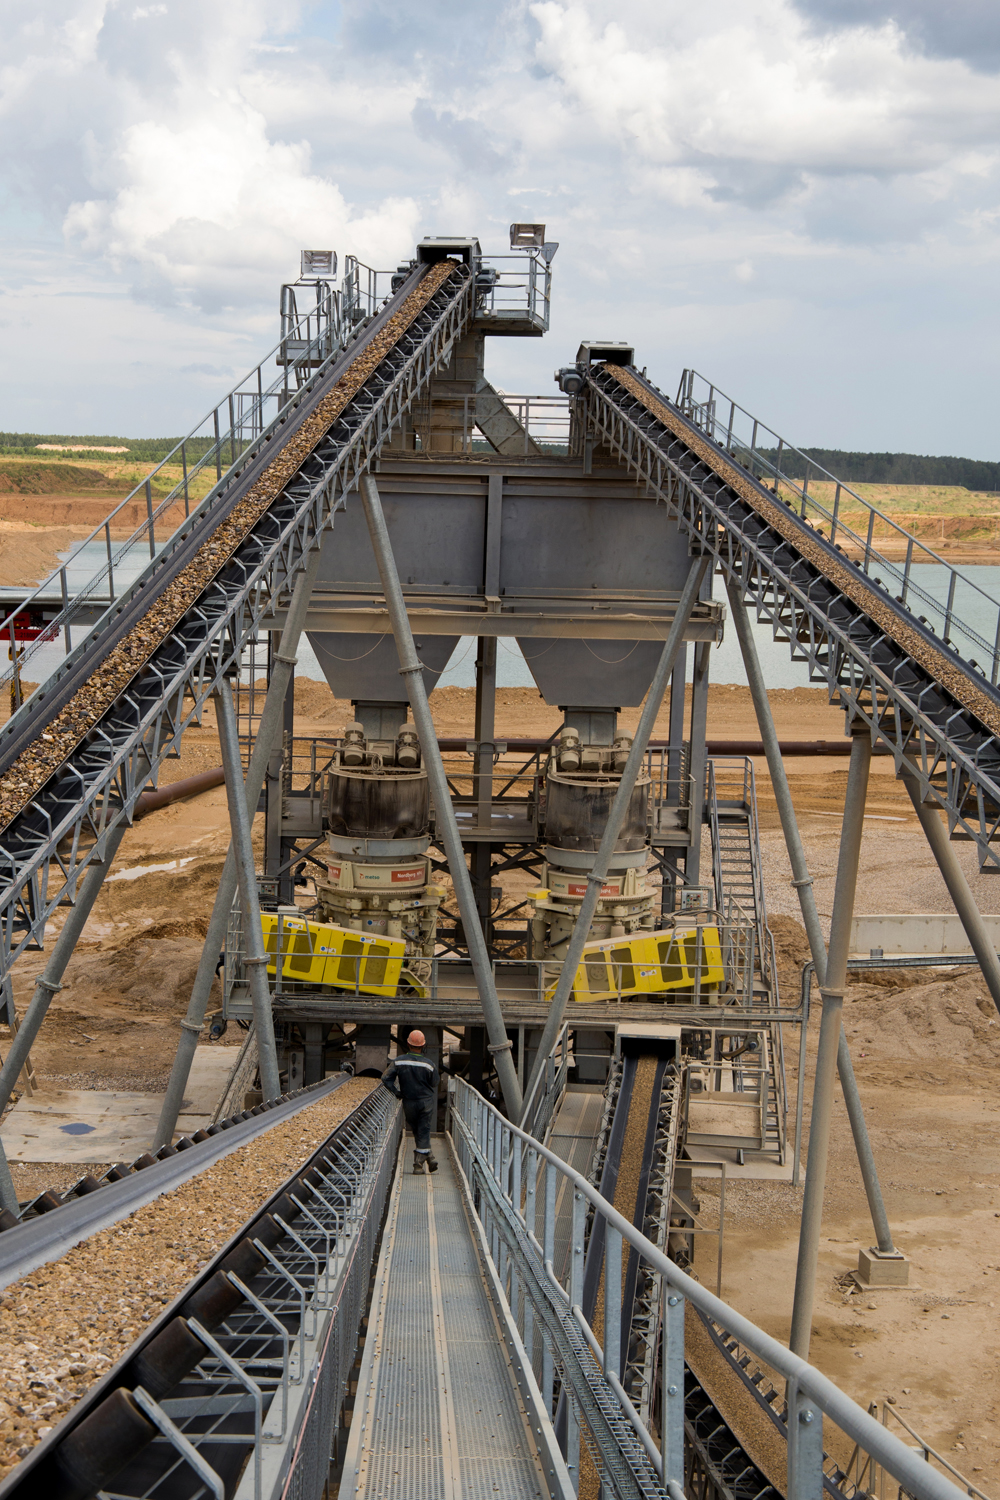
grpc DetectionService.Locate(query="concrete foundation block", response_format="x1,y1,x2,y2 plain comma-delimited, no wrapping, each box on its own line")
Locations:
857,1246,910,1286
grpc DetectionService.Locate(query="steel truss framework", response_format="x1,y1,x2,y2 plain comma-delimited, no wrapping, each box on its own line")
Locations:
625,1071,681,1429
4,1086,400,1500
583,368,1000,871
0,266,477,971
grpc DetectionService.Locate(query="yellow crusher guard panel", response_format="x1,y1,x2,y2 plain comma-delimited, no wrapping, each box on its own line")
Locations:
546,924,725,1004
260,913,407,998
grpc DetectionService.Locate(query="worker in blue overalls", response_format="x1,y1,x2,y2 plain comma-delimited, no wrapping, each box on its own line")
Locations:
381,1030,439,1174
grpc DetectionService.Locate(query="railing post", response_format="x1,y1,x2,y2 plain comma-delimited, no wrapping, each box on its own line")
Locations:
604,1223,622,1380
663,1289,685,1487
787,1377,825,1500
60,566,72,654
902,536,914,604
864,508,875,574
145,478,155,558
542,1161,556,1410
214,407,222,480
943,569,957,643
182,441,190,517
831,483,841,545
105,521,115,600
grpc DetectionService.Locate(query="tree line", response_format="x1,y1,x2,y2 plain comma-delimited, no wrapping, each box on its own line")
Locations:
758,447,1000,491
0,434,218,463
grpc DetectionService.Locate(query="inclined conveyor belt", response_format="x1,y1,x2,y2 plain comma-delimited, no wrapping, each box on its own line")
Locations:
545,1086,606,1287
343,1136,549,1500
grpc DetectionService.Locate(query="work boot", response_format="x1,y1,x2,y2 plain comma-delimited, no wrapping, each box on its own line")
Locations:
426,1154,439,1173
413,1152,426,1174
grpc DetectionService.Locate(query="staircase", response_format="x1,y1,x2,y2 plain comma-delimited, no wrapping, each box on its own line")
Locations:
708,757,771,996
707,757,786,1161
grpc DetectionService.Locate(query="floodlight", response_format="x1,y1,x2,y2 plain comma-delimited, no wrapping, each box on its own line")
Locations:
300,250,337,279
509,223,546,249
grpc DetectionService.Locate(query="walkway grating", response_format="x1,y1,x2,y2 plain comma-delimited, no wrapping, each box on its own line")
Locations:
343,1136,547,1499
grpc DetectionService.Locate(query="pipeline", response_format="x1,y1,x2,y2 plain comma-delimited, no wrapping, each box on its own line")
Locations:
133,766,224,818
435,737,892,757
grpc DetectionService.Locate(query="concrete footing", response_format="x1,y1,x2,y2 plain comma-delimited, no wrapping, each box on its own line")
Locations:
856,1245,910,1286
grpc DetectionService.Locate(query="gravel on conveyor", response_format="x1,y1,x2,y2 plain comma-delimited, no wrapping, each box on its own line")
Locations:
684,1304,788,1495
0,262,459,836
580,1054,657,1500
0,1076,376,1481
605,365,1000,744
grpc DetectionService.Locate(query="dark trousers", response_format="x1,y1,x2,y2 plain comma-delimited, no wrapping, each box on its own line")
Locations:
402,1097,435,1153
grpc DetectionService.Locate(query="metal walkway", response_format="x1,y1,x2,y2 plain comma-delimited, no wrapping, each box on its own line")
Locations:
343,1138,550,1500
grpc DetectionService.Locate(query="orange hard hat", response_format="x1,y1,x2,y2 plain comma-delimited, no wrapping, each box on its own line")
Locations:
407,1029,426,1048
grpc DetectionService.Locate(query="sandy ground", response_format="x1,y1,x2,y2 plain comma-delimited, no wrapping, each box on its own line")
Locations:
0,677,996,1488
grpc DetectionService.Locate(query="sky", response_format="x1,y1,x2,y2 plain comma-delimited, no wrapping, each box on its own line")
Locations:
2,0,1000,456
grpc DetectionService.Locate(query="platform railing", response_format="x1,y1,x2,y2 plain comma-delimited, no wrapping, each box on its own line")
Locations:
520,1023,571,1143
478,248,554,330
222,904,769,1016
676,368,1000,684
436,391,573,453
448,1075,968,1500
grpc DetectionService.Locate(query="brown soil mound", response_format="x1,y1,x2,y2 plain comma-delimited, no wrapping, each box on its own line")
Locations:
0,522,89,588
844,972,1000,1069
0,496,187,533
0,462,126,494
56,936,209,1018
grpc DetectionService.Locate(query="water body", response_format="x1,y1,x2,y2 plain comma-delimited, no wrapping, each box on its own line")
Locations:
7,554,1000,698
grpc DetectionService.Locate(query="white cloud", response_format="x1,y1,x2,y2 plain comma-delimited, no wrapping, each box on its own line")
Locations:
3,0,1000,455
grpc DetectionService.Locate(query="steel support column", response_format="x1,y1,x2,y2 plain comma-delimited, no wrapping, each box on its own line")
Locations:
685,640,710,887
152,545,322,1147
217,678,281,1103
726,581,895,1251
790,729,871,1358
522,556,710,1118
0,815,135,1212
471,635,498,946
904,769,1000,1016
358,473,523,1120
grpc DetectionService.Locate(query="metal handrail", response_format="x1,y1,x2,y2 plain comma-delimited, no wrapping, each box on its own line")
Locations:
678,368,1000,684
0,291,357,701
519,1023,570,1141
449,1076,968,1500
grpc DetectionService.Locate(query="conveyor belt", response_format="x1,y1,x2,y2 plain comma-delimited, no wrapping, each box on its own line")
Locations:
343,1137,549,1500
546,1086,605,1286
0,1083,398,1500
0,256,476,963
586,362,1000,866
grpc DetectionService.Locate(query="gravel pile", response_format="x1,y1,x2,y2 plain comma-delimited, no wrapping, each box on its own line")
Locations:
606,365,1000,743
0,1076,376,1481
0,262,459,834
